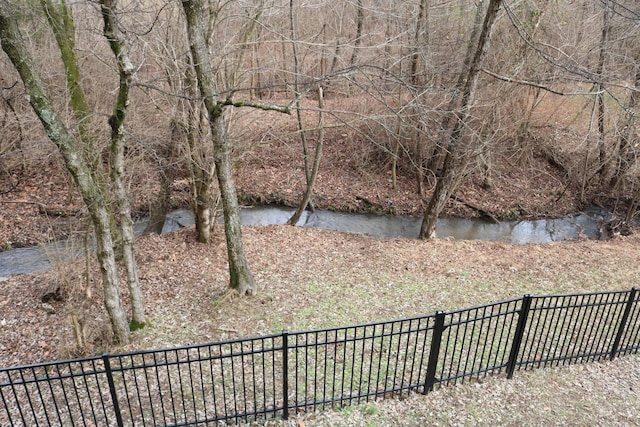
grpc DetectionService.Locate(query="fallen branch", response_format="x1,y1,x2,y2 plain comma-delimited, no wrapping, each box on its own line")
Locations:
451,194,500,224
356,195,390,212
0,199,46,208
0,200,84,217
219,98,291,114
38,205,82,217
211,289,236,310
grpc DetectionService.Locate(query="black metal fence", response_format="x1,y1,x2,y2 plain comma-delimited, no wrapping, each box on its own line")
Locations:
2,288,639,426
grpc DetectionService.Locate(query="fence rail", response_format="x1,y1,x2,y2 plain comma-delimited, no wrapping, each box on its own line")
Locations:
2,288,639,426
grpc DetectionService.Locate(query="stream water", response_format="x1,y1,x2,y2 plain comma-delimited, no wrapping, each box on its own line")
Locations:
0,205,609,278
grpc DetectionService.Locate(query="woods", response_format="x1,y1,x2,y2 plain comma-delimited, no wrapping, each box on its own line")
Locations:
1,0,640,343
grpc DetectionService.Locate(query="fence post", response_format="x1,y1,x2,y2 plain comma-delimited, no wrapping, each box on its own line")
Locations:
506,294,532,379
423,311,446,394
610,288,638,361
282,330,289,420
102,353,124,427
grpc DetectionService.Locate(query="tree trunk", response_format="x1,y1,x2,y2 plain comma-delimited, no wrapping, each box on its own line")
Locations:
288,0,315,222
212,115,256,295
39,0,96,167
419,116,470,238
350,0,364,66
596,0,611,182
0,7,130,343
288,86,325,225
192,164,216,243
289,0,310,183
410,0,429,86
610,56,640,189
144,159,171,235
420,0,503,239
182,0,256,295
420,147,458,239
426,1,485,175
100,0,145,327
183,54,218,244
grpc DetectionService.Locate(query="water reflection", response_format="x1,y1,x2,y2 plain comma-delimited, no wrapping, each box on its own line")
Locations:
232,205,606,243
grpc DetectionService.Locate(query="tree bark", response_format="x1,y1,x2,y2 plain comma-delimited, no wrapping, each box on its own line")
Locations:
144,159,171,235
213,116,256,295
39,0,102,173
182,53,217,244
596,0,611,181
426,1,485,176
182,0,256,295
610,55,640,189
410,0,429,86
350,0,364,66
192,160,216,243
288,86,325,225
100,0,146,327
0,5,130,343
420,0,503,239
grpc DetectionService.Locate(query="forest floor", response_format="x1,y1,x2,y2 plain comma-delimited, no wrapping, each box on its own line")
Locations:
1,111,639,424
0,94,612,251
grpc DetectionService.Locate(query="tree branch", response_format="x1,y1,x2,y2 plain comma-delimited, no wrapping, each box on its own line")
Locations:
218,98,291,114
480,68,604,96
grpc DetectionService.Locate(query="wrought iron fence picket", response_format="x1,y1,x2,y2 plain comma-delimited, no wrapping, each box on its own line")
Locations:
611,288,638,359
423,311,444,393
619,291,640,354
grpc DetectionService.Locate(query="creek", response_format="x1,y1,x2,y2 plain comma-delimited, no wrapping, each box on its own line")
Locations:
0,205,608,278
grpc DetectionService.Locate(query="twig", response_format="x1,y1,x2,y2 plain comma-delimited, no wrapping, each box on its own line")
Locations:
211,289,236,310
215,327,238,334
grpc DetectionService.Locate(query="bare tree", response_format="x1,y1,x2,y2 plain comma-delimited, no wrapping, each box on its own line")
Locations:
594,0,612,182
181,0,256,295
40,0,145,328
410,0,429,87
425,0,487,177
420,0,503,239
610,54,640,189
288,85,325,225
99,0,146,327
0,1,131,343
287,0,314,223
